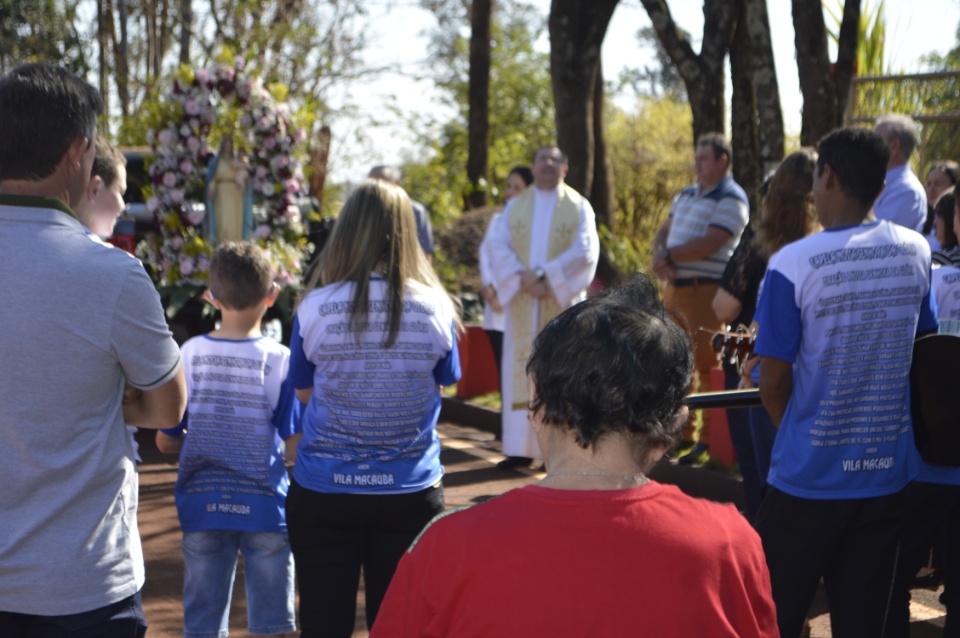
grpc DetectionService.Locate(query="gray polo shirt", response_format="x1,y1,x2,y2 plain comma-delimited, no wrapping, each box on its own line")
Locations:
0,195,181,615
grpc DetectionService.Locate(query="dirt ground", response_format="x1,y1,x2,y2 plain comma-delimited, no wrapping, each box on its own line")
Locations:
135,422,948,637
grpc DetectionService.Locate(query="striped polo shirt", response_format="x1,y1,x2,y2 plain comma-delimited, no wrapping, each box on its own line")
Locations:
666,174,749,279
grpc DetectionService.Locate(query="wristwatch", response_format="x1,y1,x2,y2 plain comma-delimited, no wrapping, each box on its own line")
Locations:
535,266,546,281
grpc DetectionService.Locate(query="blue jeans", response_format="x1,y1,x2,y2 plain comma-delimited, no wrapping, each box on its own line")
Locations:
181,530,296,638
0,591,147,637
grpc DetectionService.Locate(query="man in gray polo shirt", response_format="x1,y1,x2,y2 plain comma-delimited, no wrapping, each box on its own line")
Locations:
0,63,186,637
651,132,749,461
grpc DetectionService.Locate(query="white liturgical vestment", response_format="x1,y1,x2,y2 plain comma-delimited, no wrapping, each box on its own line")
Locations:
487,184,600,458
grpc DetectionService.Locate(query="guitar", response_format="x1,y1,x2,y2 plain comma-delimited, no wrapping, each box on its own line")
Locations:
709,324,757,372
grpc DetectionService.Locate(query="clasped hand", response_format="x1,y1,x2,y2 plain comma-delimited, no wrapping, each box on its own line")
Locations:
519,268,549,299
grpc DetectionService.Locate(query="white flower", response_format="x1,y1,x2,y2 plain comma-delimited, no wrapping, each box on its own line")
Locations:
179,257,194,276
179,160,193,174
262,182,277,196
187,137,200,152
169,189,185,203
162,172,177,188
256,166,268,178
184,100,200,116
171,236,184,249
157,129,174,147
147,197,160,213
180,124,192,138
254,224,272,239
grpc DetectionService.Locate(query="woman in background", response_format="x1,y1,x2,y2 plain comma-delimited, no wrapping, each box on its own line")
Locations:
933,189,960,267
480,166,533,378
712,148,820,520
286,179,461,637
924,161,960,251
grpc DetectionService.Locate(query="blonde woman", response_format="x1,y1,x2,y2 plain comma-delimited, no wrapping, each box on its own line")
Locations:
286,179,461,637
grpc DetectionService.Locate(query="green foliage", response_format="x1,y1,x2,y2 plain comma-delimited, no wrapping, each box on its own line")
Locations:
824,0,888,76
0,0,88,74
603,97,695,275
401,0,555,226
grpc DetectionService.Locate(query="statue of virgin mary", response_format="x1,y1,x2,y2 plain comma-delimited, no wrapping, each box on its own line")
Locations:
204,136,254,245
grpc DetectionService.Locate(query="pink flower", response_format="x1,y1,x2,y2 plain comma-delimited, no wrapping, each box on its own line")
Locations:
235,56,246,71
157,129,174,147
254,224,272,239
171,236,184,249
184,100,200,116
255,166,268,178
196,69,210,84
169,189,185,203
187,137,200,152
284,204,301,224
162,172,177,188
179,257,194,276
180,160,193,174
147,197,160,213
264,136,277,150
284,178,299,194
186,205,205,226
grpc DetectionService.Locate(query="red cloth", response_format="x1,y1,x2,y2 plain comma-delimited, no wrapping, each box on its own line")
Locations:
372,482,779,637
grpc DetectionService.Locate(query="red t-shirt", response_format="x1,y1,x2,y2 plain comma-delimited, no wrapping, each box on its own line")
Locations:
372,482,779,637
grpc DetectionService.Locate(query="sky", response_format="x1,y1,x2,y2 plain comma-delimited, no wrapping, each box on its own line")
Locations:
328,0,960,182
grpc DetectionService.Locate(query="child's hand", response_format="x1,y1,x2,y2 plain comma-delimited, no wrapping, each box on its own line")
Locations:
123,384,142,405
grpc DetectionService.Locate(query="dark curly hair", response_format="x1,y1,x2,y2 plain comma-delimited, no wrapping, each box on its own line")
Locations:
526,274,693,466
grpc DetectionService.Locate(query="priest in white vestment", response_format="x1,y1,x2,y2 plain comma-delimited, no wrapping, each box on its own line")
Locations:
487,146,600,467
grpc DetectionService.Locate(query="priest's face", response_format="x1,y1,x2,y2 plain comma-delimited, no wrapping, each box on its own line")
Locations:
533,147,568,190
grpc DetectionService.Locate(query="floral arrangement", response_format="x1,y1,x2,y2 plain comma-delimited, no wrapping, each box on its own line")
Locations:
136,58,308,289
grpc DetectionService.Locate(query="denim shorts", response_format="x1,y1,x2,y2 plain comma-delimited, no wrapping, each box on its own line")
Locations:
181,530,296,638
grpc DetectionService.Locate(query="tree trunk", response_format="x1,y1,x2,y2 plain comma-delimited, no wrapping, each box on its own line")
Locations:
792,0,861,145
179,0,192,65
743,0,784,173
730,0,762,218
590,56,613,231
97,0,110,135
466,0,492,210
113,0,131,118
548,0,619,198
309,125,332,205
638,0,735,142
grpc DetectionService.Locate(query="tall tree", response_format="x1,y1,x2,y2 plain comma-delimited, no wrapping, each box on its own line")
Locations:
548,0,618,219
792,0,861,145
637,0,737,141
466,0,492,209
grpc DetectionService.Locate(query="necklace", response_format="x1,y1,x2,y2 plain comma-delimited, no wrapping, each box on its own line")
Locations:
546,470,649,485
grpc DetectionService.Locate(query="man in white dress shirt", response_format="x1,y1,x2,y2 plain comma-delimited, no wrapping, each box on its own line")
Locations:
487,146,600,468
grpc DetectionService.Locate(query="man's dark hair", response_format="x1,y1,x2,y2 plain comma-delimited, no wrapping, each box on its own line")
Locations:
209,242,275,310
532,146,568,166
816,126,889,208
526,274,693,459
697,132,732,162
0,62,102,181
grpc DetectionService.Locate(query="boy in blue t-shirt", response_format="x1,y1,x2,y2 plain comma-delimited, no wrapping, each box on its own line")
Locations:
753,127,938,638
156,242,302,638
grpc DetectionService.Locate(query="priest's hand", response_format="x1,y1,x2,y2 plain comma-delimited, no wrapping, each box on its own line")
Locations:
527,281,549,299
519,268,541,290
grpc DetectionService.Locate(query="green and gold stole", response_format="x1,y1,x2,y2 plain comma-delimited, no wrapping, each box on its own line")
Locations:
507,183,582,409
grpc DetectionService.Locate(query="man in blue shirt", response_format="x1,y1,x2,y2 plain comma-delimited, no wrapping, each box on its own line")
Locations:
874,113,927,232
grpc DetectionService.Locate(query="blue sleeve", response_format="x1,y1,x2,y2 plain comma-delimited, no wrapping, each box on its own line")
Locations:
918,266,939,336
160,412,188,437
272,376,304,438
753,268,802,363
433,323,461,386
289,315,315,390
